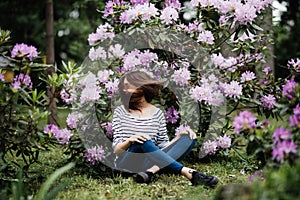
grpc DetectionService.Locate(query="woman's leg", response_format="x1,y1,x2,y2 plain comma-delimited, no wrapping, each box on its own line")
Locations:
117,140,184,174
163,134,196,161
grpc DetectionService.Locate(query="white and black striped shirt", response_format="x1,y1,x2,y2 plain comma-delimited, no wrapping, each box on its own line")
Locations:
112,105,169,149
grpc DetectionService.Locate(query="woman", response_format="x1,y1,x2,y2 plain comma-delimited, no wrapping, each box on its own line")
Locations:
112,70,219,187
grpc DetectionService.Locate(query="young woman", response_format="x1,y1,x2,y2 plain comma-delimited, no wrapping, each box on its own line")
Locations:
112,70,219,187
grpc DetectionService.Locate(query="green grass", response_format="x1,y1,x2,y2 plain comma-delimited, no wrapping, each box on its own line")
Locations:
22,147,248,200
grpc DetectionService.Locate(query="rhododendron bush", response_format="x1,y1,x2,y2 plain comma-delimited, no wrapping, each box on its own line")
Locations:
41,0,299,171
0,30,50,172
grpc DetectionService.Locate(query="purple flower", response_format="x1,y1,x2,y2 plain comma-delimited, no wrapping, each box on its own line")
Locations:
108,44,125,58
172,67,191,86
197,30,214,45
97,69,114,83
66,113,83,129
232,111,257,133
282,78,298,99
234,4,257,25
240,71,256,82
166,107,179,124
272,140,297,163
43,124,59,134
289,105,300,127
165,0,181,9
11,73,32,89
101,122,114,138
260,94,276,110
84,145,105,165
263,67,271,74
54,128,73,145
216,134,231,149
11,43,38,61
105,78,119,97
203,140,218,155
160,6,179,24
272,127,291,143
287,58,300,72
87,23,115,45
138,50,158,66
220,80,243,99
0,74,4,82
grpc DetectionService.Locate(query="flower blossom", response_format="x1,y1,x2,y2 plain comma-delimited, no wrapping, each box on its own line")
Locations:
203,140,218,155
108,44,125,59
166,107,179,124
120,3,158,24
98,69,114,83
88,23,115,45
289,104,300,127
105,78,119,97
216,134,231,149
11,43,38,61
272,127,291,143
66,113,83,129
172,67,191,86
11,73,32,89
43,124,73,145
197,30,214,45
240,71,256,82
89,46,107,61
160,6,179,24
260,94,276,110
101,122,114,138
175,124,192,136
232,110,257,133
272,140,297,163
0,74,4,82
287,58,300,72
282,78,298,99
220,80,243,99
84,145,105,164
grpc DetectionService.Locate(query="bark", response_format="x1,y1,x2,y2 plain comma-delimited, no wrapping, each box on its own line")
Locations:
45,0,58,125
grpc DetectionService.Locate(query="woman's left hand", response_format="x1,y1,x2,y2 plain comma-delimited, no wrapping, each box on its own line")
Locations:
180,128,197,140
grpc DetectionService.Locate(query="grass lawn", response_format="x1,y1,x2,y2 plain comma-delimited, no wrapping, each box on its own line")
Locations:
23,146,249,200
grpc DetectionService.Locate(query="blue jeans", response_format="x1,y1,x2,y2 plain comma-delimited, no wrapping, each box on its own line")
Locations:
116,135,196,174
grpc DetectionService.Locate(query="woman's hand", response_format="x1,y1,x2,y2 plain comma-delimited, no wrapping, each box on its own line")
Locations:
128,133,151,144
179,128,197,140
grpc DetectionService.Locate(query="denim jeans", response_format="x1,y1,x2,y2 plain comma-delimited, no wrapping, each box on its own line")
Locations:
115,135,196,174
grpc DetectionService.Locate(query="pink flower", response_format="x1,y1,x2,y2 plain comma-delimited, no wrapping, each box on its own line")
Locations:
287,58,300,72
66,113,83,129
108,44,125,58
175,124,191,136
11,73,32,89
241,71,256,82
234,4,257,25
216,135,231,149
282,78,298,99
172,67,191,86
166,107,179,124
272,140,297,163
84,145,105,164
11,43,38,61
165,0,181,9
88,23,115,45
89,46,107,61
98,69,114,83
260,94,276,110
160,6,179,24
105,78,119,97
221,81,243,99
138,50,158,66
232,111,257,133
203,140,218,155
197,30,214,45
272,127,291,143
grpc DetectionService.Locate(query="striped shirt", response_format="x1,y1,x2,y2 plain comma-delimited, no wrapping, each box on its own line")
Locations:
112,105,169,149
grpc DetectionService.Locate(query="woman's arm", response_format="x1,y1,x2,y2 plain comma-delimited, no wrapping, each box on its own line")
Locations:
114,133,151,154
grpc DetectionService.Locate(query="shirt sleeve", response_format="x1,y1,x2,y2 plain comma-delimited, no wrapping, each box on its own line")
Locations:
112,106,126,149
156,109,169,149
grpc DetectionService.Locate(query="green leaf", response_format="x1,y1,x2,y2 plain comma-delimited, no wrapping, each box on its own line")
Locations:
33,162,75,200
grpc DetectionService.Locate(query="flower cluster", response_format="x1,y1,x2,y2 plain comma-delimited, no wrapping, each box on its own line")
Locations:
166,107,179,124
88,23,115,46
232,110,257,133
260,94,276,110
289,104,300,128
84,145,105,165
11,43,38,61
66,113,83,129
272,127,297,163
44,124,73,145
282,78,298,99
175,124,191,136
190,75,224,107
287,58,300,73
172,67,191,86
11,73,32,89
202,134,231,155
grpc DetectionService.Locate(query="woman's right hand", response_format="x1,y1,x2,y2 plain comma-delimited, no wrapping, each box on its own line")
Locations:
128,133,151,144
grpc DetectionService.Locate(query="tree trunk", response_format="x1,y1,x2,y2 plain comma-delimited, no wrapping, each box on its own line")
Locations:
45,0,58,125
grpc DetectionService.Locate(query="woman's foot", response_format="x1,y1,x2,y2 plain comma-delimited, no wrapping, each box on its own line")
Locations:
133,171,153,184
190,171,219,188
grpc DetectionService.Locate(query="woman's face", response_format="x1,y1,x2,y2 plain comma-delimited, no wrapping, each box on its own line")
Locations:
123,77,138,93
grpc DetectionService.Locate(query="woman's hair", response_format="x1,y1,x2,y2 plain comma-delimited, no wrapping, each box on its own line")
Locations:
118,70,164,111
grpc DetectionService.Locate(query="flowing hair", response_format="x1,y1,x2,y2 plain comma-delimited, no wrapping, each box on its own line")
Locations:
118,71,164,111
